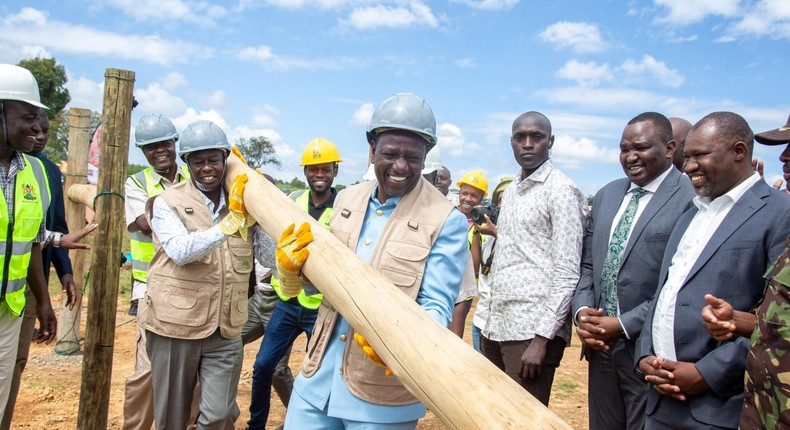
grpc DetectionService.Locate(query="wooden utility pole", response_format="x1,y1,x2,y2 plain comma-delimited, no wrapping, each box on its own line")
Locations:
57,107,92,355
77,68,134,430
224,155,572,430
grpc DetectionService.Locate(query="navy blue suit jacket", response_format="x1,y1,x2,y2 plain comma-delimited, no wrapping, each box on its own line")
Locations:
636,179,790,428
34,152,73,284
572,167,695,337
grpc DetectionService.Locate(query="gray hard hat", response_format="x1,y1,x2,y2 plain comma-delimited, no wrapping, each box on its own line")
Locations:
178,120,231,162
135,114,178,147
366,92,436,150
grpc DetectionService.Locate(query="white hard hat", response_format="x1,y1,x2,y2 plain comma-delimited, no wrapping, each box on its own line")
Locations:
363,163,376,181
421,145,442,175
0,64,47,109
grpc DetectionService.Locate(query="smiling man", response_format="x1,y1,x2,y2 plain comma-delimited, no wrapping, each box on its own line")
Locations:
143,120,274,429
481,111,587,406
248,137,341,430
636,112,790,429
284,93,468,430
121,114,191,430
571,112,694,430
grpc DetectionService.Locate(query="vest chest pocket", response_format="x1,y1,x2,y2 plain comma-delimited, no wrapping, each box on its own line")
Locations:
228,243,253,274
379,241,431,297
151,276,212,327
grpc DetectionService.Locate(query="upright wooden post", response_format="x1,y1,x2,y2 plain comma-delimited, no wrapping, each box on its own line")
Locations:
77,68,134,430
224,155,572,429
57,107,92,354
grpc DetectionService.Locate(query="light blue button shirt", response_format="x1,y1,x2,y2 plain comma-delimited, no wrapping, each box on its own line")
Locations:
293,186,468,423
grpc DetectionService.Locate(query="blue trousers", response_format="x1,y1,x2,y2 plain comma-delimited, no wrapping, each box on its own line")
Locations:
248,300,317,429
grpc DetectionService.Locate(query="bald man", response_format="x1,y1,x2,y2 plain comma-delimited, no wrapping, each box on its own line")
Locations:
669,117,692,171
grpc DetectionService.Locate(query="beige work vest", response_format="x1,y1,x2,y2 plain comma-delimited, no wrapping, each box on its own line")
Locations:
301,177,453,405
141,180,253,340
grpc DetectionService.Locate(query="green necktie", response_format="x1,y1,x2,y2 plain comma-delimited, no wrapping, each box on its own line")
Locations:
601,188,647,317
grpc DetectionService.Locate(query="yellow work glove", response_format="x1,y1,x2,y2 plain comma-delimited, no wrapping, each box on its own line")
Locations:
219,174,255,240
231,146,248,166
354,333,392,376
276,223,313,298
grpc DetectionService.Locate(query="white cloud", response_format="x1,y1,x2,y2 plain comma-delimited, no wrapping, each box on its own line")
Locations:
66,76,104,112
350,102,375,127
172,108,229,132
237,44,365,71
343,1,440,29
452,0,519,10
232,125,283,146
274,143,296,157
535,86,669,112
134,82,190,118
106,0,227,27
556,60,613,86
262,0,358,9
454,58,477,68
1,8,213,65
653,0,739,25
437,123,481,156
161,72,188,91
203,90,227,110
539,22,607,53
252,104,281,128
619,55,684,88
721,0,790,41
554,56,683,89
552,135,621,170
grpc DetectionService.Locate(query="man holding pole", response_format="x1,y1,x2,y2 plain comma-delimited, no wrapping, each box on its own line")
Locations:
0,64,95,424
283,92,468,429
143,120,273,429
248,137,341,429
122,113,190,430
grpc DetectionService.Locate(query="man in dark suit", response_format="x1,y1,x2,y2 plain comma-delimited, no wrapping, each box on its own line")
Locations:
636,111,790,429
572,112,694,430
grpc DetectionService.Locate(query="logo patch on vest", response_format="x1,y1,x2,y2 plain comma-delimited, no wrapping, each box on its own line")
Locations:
22,184,37,201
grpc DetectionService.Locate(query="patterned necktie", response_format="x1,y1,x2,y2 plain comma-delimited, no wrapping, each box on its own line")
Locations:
601,188,647,317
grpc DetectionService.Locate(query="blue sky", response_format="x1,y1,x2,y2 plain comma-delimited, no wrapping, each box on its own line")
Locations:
2,0,789,195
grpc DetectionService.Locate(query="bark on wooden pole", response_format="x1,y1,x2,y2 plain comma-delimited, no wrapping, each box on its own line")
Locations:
77,68,134,430
57,107,92,355
225,155,572,430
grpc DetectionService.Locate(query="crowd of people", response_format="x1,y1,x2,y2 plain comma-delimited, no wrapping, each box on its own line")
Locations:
2,62,790,430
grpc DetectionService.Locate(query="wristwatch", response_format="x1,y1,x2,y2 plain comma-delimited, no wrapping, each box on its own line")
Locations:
53,232,63,248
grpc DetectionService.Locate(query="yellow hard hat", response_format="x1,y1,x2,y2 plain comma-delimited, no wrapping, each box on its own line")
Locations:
300,138,343,166
457,170,488,197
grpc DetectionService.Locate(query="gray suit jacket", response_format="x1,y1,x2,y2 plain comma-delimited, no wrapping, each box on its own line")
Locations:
572,167,695,337
636,179,790,428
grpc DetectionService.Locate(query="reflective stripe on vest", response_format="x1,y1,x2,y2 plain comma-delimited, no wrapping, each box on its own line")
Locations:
271,189,332,309
0,154,49,316
129,166,190,283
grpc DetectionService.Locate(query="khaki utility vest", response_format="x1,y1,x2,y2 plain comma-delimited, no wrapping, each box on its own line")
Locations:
301,177,453,405
141,180,253,339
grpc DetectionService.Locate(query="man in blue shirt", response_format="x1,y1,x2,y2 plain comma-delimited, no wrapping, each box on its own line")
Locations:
284,93,468,429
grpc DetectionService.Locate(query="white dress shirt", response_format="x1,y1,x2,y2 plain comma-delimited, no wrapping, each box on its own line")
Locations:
652,172,761,360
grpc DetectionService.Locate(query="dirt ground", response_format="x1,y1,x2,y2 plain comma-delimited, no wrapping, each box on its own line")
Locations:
11,294,590,429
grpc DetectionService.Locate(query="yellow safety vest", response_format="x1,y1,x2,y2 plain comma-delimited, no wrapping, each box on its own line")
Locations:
129,166,190,283
0,154,50,316
272,189,333,309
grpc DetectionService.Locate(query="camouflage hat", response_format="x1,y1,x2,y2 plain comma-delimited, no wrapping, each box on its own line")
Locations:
755,114,790,146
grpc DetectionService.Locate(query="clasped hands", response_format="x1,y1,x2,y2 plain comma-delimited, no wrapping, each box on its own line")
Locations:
575,307,622,351
637,355,709,401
